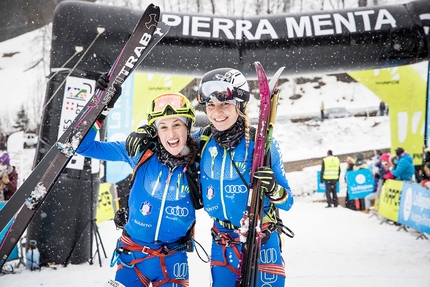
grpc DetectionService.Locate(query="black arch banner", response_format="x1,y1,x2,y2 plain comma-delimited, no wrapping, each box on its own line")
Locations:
50,0,430,77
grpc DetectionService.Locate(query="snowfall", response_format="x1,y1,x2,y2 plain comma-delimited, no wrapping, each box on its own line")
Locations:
1,0,430,286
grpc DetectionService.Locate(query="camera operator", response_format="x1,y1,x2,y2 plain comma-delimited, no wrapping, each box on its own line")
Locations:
0,152,18,201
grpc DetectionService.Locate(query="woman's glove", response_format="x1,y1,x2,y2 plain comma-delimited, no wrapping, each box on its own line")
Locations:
113,207,128,229
96,73,122,123
125,125,157,157
253,166,278,197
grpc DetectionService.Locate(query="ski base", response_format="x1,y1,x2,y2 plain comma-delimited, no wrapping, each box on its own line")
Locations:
0,5,170,270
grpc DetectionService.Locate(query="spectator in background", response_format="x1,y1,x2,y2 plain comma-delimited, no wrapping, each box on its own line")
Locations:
320,150,340,208
419,148,430,189
391,147,415,181
0,152,18,201
353,152,368,171
383,155,397,180
320,101,325,121
344,156,355,182
353,152,368,211
344,156,356,210
379,101,386,116
376,150,383,159
364,153,390,213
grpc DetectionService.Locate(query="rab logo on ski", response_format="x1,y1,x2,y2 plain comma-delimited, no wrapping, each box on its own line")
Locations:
102,15,160,106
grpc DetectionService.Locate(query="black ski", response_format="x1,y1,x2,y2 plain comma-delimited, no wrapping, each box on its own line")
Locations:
0,5,169,268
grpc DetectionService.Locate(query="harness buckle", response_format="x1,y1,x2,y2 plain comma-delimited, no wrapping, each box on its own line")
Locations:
141,246,150,254
161,246,170,255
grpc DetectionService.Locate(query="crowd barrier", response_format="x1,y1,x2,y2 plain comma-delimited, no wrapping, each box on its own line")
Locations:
379,180,430,239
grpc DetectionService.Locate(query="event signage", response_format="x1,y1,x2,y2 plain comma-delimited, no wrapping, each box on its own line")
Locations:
398,183,430,235
106,76,134,183
378,179,403,222
96,183,115,223
345,169,374,199
162,9,398,40
0,202,18,260
60,76,100,172
349,66,426,166
316,171,339,193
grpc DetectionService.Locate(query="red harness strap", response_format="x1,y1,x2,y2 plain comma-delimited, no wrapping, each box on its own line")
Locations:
210,225,242,275
117,235,189,287
210,224,285,278
259,264,285,277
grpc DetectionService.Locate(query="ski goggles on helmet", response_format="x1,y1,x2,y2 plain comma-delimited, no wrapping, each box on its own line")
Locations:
197,81,239,104
147,93,195,126
153,94,187,112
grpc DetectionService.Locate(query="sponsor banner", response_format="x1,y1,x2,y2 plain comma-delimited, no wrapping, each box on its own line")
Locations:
316,171,339,193
131,73,195,130
96,183,115,223
60,76,100,172
427,61,430,147
378,179,403,222
398,183,430,235
345,169,374,199
106,76,134,183
349,66,426,166
0,202,18,260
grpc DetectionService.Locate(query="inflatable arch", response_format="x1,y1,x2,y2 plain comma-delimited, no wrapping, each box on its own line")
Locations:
29,0,430,265
49,0,430,77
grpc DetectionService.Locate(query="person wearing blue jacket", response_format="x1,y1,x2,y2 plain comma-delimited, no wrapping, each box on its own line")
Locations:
125,68,294,287
77,88,198,287
391,147,415,181
195,68,294,287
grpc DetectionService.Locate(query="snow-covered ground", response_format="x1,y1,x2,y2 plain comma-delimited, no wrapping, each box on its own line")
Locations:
1,0,430,286
2,168,430,287
1,115,429,286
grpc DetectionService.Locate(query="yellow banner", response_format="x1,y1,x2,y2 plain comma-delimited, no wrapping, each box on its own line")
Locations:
96,183,115,223
377,179,403,222
349,66,426,165
132,73,195,130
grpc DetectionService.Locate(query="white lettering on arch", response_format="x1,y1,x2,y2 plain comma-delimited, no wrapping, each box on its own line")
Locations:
313,14,334,36
285,16,312,38
192,16,211,37
236,19,254,40
213,18,235,39
254,19,278,39
375,9,397,30
333,12,356,33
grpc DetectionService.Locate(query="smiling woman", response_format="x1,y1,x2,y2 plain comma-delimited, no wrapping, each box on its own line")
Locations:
76,89,200,286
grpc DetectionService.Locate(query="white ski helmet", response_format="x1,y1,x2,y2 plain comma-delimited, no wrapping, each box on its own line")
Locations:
197,68,250,110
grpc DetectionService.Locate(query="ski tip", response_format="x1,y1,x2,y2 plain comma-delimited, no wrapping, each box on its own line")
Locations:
148,3,161,11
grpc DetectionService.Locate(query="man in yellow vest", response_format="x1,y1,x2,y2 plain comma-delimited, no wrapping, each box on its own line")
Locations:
320,150,341,208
